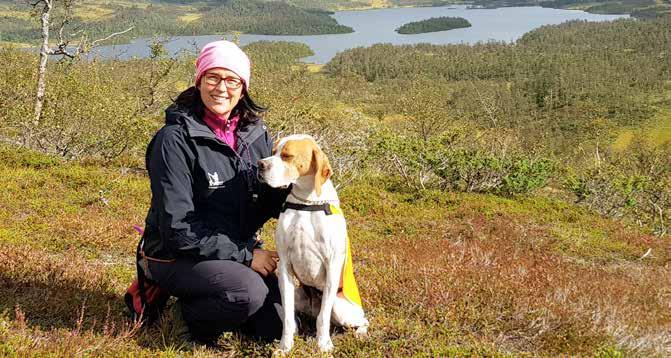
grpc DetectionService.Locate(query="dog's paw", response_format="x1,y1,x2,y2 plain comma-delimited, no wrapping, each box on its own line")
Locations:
275,337,294,355
272,348,289,357
355,323,368,337
317,336,334,353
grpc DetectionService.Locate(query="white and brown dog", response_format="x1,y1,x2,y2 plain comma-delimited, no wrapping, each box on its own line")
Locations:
258,134,369,353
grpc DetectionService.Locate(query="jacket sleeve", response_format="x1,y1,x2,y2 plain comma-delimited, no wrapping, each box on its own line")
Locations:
148,128,253,263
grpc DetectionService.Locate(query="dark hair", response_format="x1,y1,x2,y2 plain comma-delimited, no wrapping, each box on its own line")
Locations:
173,86,267,125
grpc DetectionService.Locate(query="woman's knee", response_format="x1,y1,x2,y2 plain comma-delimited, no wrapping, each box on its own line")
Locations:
239,271,269,316
206,261,269,316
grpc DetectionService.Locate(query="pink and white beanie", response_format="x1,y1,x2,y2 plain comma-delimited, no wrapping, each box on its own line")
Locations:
194,40,251,90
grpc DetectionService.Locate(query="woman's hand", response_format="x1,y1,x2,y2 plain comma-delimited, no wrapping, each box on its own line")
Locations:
251,249,279,276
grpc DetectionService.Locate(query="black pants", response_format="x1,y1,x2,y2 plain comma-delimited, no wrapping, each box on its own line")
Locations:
149,258,283,343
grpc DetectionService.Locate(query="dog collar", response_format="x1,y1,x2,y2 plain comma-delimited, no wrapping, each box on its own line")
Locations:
281,202,343,216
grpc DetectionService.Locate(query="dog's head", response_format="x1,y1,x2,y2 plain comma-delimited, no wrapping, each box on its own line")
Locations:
258,135,332,196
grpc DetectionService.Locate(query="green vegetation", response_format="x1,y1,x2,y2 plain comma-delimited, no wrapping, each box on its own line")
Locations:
188,1,352,36
470,0,671,19
286,0,377,11
326,18,669,140
0,11,670,357
371,130,556,194
396,16,471,34
0,0,353,44
0,16,35,43
324,17,671,233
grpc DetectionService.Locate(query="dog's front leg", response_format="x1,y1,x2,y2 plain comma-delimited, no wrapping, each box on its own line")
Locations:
317,254,345,352
277,258,296,354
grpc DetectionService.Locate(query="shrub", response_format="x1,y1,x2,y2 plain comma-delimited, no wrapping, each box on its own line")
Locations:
371,129,556,195
565,138,671,235
501,158,556,195
0,144,61,169
0,47,174,161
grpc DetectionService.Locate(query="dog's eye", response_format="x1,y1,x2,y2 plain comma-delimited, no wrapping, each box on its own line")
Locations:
280,153,293,159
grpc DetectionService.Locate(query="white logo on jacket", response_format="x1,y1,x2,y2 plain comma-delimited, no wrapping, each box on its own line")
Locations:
207,172,224,187
258,134,369,354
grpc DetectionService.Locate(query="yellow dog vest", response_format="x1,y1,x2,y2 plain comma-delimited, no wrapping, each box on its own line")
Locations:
328,204,363,308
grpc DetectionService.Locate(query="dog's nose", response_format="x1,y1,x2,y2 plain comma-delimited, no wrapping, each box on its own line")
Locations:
258,159,268,171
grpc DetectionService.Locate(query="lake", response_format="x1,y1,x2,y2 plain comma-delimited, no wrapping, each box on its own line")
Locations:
91,5,627,64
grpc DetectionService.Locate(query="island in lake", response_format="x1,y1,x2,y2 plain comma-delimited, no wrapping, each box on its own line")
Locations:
396,16,472,34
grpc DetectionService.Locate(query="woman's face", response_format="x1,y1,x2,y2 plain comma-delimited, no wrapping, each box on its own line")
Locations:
199,67,244,118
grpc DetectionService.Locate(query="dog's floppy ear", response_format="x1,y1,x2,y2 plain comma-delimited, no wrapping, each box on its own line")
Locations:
312,144,332,196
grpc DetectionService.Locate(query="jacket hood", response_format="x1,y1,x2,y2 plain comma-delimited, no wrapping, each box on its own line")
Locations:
165,103,192,125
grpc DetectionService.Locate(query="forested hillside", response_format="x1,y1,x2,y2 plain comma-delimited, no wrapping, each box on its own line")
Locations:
0,5,669,357
323,17,671,229
470,0,671,18
327,18,669,144
0,0,352,44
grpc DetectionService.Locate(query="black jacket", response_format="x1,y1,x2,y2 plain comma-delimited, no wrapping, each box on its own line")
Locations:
140,104,288,263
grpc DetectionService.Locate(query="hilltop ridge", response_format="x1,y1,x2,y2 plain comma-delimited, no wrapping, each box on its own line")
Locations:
0,145,668,356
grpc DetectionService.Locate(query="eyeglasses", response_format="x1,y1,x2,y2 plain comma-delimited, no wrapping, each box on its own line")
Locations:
202,74,243,89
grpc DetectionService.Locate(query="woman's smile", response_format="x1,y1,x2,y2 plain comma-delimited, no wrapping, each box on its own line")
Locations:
211,94,230,102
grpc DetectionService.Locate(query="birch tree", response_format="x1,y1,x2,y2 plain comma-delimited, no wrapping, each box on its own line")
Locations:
29,0,131,148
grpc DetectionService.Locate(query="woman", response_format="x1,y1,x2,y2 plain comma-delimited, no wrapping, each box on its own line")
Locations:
139,40,289,344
